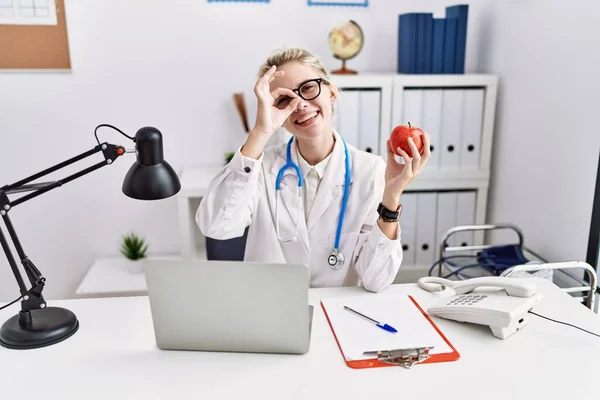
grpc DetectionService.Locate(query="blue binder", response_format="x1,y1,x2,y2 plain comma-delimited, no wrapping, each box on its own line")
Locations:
431,18,445,74
414,13,433,73
421,14,434,73
443,17,457,74
446,4,468,74
397,13,418,73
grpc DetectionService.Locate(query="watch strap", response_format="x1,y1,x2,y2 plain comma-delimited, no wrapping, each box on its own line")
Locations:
377,202,401,222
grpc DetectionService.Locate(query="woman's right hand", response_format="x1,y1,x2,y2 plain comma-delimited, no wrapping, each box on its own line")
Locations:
252,65,301,137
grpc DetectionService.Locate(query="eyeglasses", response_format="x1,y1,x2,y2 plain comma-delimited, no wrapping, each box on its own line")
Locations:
274,78,326,110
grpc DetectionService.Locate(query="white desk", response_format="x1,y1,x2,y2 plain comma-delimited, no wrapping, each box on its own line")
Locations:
2,278,600,399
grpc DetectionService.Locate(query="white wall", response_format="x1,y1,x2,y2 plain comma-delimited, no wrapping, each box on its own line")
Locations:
0,0,597,301
477,1,600,263
0,0,488,301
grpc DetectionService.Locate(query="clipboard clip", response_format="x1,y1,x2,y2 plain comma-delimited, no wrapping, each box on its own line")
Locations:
363,346,434,369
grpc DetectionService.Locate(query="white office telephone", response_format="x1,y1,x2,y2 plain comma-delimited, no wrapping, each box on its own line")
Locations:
417,276,543,339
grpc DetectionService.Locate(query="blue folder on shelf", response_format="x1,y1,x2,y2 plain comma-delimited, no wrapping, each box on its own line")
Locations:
431,18,445,74
397,13,418,73
446,4,469,73
443,17,457,74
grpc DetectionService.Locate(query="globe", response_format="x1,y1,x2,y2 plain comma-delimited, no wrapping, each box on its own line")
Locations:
328,20,364,74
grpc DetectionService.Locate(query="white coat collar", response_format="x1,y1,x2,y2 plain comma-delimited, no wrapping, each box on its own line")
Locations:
270,130,353,233
297,147,331,181
269,130,353,187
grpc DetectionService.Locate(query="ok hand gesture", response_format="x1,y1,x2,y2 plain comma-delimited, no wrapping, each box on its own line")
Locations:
253,65,301,137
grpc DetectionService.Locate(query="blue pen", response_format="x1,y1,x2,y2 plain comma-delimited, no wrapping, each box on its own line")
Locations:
343,305,397,333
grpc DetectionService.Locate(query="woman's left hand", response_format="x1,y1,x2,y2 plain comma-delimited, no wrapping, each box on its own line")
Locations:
384,133,431,198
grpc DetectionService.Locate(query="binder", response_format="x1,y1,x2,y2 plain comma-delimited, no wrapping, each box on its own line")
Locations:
337,89,360,148
440,89,464,169
421,89,443,170
445,4,469,74
460,89,485,170
443,17,457,74
358,90,381,154
416,13,433,74
454,191,476,246
431,18,446,74
415,192,437,267
397,192,417,270
435,191,458,253
401,88,423,126
321,293,460,369
398,13,418,73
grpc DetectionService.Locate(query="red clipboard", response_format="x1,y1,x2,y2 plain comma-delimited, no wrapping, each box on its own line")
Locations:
321,294,460,369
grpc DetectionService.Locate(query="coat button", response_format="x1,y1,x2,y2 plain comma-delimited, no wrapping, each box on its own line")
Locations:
378,243,385,250
244,166,251,173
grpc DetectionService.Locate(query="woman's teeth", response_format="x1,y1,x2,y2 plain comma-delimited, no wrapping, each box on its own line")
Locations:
296,112,318,124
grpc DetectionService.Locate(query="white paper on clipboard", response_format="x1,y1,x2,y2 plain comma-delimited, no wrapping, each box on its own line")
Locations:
321,293,453,361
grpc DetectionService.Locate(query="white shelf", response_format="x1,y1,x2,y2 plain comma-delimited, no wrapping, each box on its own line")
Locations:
178,165,223,198
405,170,490,191
394,73,498,87
178,165,489,193
75,251,206,298
330,73,395,88
331,73,498,89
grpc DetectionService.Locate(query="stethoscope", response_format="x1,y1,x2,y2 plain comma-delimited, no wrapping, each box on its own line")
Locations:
275,136,351,270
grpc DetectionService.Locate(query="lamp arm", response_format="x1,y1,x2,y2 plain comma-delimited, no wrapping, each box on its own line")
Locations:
1,143,126,206
0,142,127,315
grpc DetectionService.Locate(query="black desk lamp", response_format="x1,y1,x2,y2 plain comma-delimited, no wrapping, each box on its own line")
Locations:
0,124,181,350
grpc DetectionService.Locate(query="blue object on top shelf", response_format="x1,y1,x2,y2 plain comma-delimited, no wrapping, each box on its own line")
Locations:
417,13,434,74
443,17,458,74
431,18,445,73
446,4,469,74
397,3,469,74
397,13,418,74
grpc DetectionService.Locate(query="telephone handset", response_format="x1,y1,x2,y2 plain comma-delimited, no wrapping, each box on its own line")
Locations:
417,276,537,297
418,276,543,339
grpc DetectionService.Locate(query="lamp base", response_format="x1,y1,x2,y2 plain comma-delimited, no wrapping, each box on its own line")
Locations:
0,307,79,349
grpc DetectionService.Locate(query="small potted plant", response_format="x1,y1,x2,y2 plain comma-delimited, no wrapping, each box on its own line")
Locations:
120,232,148,274
225,151,235,164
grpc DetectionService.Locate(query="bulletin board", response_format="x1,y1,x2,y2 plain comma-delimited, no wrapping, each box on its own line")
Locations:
0,0,71,70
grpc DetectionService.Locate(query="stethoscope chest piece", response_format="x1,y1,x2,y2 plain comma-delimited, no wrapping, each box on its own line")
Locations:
328,249,345,270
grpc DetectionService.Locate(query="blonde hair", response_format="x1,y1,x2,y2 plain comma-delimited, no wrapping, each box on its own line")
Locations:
258,47,331,82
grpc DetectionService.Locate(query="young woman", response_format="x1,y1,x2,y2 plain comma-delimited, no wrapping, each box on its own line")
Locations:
197,48,430,292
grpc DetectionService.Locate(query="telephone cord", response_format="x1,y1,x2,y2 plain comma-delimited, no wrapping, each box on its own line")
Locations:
528,310,600,338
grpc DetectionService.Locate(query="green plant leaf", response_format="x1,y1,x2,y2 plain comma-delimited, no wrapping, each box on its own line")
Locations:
120,232,148,260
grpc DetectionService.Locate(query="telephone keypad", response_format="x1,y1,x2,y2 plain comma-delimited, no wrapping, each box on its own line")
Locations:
447,294,487,306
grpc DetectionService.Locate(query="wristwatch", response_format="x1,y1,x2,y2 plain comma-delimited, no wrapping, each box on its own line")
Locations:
377,202,402,222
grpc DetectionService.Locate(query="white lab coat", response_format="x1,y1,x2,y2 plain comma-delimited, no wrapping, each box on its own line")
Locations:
196,131,403,292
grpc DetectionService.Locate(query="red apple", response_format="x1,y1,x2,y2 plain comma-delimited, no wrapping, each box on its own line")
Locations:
390,122,424,157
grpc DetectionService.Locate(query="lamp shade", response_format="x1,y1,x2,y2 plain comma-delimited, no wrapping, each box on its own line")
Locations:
122,126,181,200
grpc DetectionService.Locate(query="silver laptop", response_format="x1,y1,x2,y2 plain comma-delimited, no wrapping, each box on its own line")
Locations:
143,259,313,355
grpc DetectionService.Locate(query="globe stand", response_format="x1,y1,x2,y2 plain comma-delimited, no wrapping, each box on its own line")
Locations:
331,59,357,75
